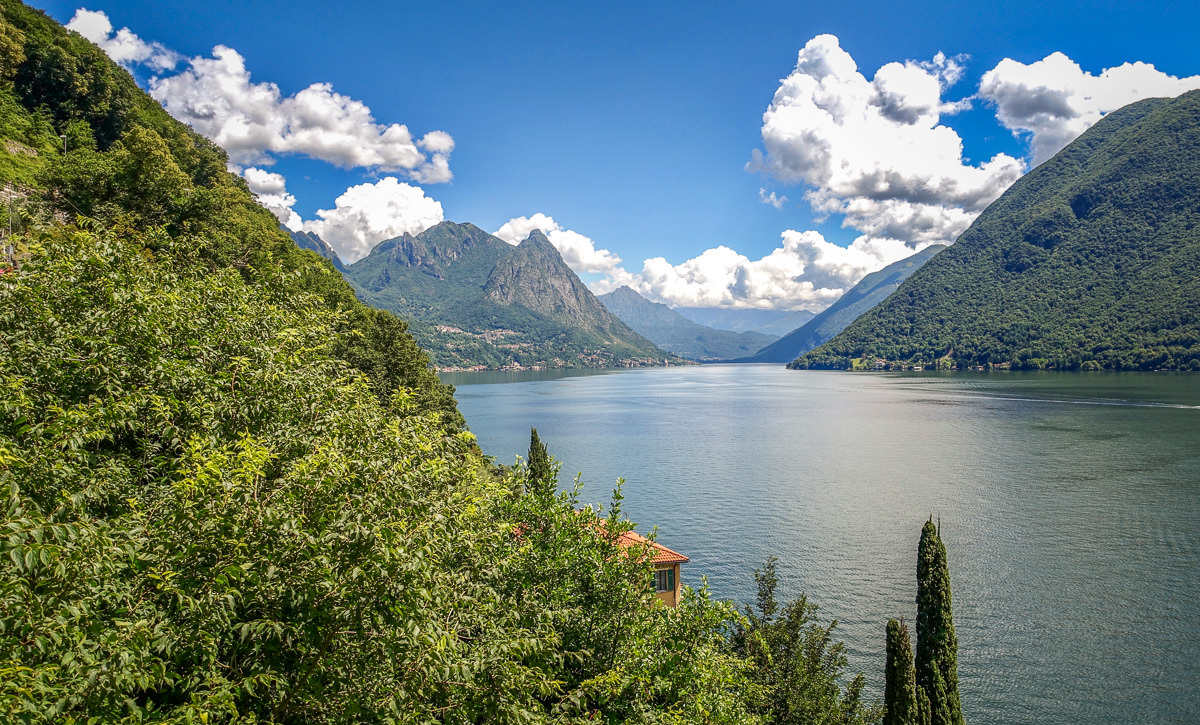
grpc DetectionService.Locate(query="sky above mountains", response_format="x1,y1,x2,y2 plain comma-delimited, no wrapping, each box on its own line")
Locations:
33,0,1200,311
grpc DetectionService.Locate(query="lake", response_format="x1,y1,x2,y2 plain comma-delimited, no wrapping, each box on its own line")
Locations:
440,364,1200,724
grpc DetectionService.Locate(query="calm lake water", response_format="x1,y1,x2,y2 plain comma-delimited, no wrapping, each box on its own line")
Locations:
440,365,1200,724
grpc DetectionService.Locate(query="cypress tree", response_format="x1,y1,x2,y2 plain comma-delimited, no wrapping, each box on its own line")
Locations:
915,518,963,725
885,619,920,725
526,427,554,495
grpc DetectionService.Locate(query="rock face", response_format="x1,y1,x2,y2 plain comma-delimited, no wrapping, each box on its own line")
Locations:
484,231,613,327
744,245,945,363
598,286,778,361
343,222,675,369
288,230,345,271
797,90,1200,371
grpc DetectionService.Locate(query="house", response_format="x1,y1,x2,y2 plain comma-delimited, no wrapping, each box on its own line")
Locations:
615,529,690,608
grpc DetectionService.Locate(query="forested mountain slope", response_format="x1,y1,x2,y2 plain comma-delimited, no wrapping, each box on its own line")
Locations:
744,245,944,363
796,91,1200,371
598,285,778,361
0,0,461,430
345,224,677,369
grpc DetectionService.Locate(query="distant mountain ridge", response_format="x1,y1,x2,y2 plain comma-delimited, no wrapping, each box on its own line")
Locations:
342,222,676,370
598,286,778,361
675,306,815,336
288,230,345,271
796,90,1200,371
743,245,945,363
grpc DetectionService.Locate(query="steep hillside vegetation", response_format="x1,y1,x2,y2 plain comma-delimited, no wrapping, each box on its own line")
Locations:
0,0,461,432
796,91,1200,371
345,224,676,370
599,285,778,361
745,245,943,363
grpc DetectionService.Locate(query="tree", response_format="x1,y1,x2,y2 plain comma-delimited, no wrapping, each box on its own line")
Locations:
733,557,882,725
915,519,963,725
526,426,554,494
885,618,924,725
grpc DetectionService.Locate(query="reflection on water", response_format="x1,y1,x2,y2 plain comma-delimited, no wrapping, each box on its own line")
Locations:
439,367,625,387
449,365,1200,724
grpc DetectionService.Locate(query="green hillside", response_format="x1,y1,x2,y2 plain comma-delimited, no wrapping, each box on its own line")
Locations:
598,285,778,361
0,0,460,432
345,224,677,370
796,91,1200,371
744,245,944,363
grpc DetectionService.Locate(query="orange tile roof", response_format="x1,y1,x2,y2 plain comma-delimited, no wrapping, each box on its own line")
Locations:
616,529,690,564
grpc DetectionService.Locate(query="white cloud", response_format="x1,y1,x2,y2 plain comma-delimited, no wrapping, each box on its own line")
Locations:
494,213,623,276
592,230,918,311
147,45,453,179
67,8,179,71
242,167,301,231
759,188,788,210
301,178,444,263
66,9,453,181
979,52,1200,165
749,34,1024,250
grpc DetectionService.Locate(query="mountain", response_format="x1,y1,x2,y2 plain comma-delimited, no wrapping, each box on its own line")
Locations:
343,223,676,369
743,245,945,363
288,229,344,270
795,90,1200,371
753,309,820,337
675,306,815,335
598,286,778,361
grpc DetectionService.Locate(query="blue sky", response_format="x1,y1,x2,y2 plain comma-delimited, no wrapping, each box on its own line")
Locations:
31,0,1200,310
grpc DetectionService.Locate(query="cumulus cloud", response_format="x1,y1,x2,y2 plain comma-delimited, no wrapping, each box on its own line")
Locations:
242,167,301,231
749,34,1024,250
759,189,788,210
979,52,1200,165
300,178,444,263
591,230,917,311
67,8,453,181
493,213,623,276
67,8,179,71
148,45,453,179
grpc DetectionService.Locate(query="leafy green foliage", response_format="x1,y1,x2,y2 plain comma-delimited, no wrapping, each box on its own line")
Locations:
915,521,962,725
796,91,1200,371
733,557,882,725
0,224,758,722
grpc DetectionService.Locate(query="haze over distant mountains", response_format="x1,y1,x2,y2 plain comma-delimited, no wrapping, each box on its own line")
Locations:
597,287,778,361
797,90,1200,371
339,222,675,370
674,307,815,337
744,245,945,363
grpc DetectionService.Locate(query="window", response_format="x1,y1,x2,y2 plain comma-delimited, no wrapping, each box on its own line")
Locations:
654,567,675,593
